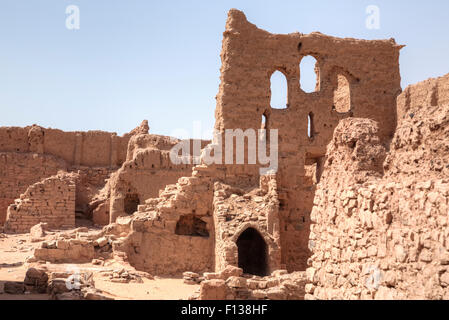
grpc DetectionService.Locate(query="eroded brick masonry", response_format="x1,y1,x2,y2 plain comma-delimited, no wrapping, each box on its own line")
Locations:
1,9,449,300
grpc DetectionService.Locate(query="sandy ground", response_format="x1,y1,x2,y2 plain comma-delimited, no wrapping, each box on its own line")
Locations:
0,233,199,300
94,276,199,300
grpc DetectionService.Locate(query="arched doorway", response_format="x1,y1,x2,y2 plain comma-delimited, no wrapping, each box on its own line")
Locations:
333,73,351,113
236,228,268,276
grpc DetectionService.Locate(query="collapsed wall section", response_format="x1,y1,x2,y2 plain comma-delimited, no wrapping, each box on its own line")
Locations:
5,173,76,233
306,74,449,300
0,152,68,223
108,166,217,275
0,123,140,225
108,134,210,223
213,174,282,275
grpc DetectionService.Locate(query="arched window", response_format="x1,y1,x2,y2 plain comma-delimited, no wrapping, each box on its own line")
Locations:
299,56,320,93
333,74,351,113
270,71,288,109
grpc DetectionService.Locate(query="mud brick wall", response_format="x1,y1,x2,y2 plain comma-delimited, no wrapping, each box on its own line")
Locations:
213,175,282,275
115,168,217,275
74,167,115,215
0,126,130,168
5,174,76,233
306,74,449,300
108,134,209,223
213,9,402,272
0,152,68,223
0,124,132,224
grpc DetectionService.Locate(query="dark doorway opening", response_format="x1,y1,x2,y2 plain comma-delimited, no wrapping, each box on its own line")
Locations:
124,193,139,215
236,228,268,276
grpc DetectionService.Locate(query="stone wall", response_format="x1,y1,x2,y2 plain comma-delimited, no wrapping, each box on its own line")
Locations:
74,167,114,218
109,166,217,275
0,120,197,228
31,164,280,276
0,152,114,226
213,9,403,272
26,9,406,282
0,152,68,223
213,174,282,275
122,228,213,275
0,125,131,168
0,123,135,224
5,173,76,233
306,74,449,300
197,267,307,300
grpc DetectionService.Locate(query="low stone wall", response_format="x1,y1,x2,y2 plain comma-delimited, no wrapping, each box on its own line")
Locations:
33,238,96,263
32,228,111,263
196,266,306,300
2,265,112,300
122,230,214,275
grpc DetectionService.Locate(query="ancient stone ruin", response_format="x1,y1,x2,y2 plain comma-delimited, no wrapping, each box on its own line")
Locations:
1,9,448,300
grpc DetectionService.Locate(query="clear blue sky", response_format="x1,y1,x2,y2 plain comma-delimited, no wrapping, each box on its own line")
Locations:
1,0,448,138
